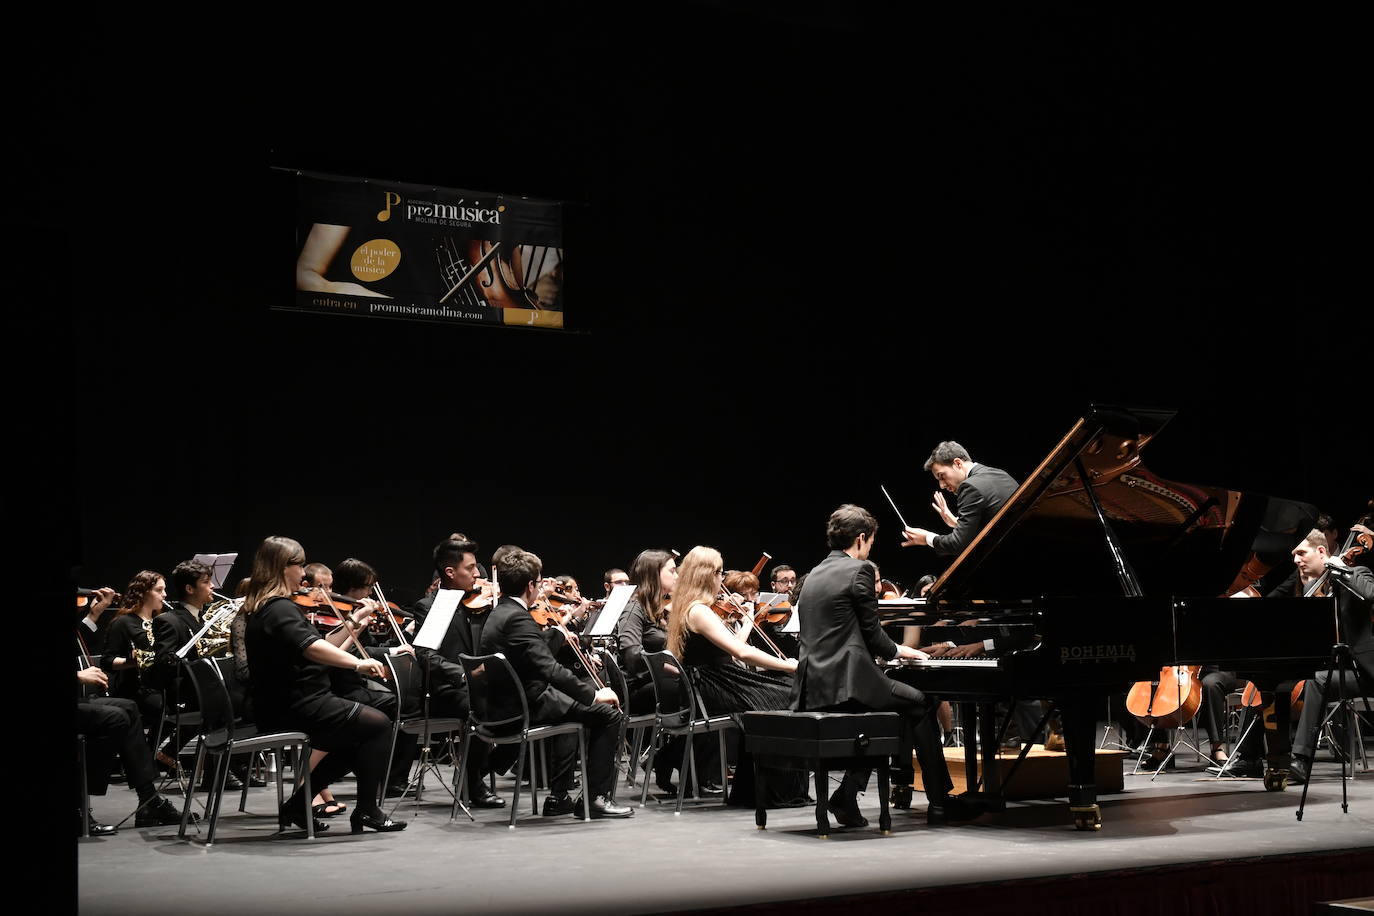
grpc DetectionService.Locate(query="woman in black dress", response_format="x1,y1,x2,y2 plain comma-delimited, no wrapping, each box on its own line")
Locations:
666,546,805,806
103,571,171,763
241,536,404,834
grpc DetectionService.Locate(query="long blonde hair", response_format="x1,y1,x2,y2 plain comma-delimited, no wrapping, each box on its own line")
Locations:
666,546,722,658
242,536,305,615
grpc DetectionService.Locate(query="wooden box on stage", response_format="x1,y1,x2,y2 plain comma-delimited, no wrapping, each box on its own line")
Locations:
913,746,1129,799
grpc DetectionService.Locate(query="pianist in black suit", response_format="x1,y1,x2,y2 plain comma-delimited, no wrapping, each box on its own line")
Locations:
791,504,982,825
1286,530,1374,783
901,441,1019,559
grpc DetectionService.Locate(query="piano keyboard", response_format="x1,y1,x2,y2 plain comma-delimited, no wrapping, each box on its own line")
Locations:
885,658,1001,669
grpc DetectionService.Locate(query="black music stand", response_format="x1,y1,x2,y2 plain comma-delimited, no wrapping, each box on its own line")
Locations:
1295,572,1373,821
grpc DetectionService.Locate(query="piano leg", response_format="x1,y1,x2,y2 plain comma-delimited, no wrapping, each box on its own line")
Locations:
960,702,979,791
1061,698,1102,830
1261,688,1293,791
978,702,1002,797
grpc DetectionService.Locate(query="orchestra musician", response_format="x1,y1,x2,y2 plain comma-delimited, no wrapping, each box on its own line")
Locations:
792,505,984,825
478,548,633,818
102,571,173,767
617,548,717,795
666,546,805,808
1285,529,1374,784
769,565,797,599
77,666,194,834
150,560,263,791
242,536,405,834
604,567,631,597
408,537,505,808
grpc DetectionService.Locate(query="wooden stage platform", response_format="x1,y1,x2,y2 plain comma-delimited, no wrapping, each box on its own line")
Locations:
78,751,1374,915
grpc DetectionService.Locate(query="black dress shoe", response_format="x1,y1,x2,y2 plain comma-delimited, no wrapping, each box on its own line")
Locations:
890,784,913,810
232,765,268,788
542,793,576,816
1288,756,1310,785
827,791,869,828
1206,757,1265,778
81,811,117,837
469,786,506,809
697,781,725,796
279,799,329,834
136,796,194,828
927,795,986,825
198,769,244,792
384,781,411,798
351,810,408,833
583,795,633,819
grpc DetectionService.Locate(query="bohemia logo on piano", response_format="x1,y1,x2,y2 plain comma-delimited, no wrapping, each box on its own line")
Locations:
1060,644,1137,664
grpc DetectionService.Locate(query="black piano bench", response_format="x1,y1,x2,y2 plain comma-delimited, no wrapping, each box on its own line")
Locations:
743,710,901,839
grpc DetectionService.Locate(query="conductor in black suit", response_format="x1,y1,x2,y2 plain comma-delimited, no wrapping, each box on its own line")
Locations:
791,504,982,824
478,549,632,819
901,440,1019,558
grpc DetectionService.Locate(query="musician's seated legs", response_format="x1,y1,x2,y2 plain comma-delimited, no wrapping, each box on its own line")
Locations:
1293,668,1370,766
1201,670,1240,761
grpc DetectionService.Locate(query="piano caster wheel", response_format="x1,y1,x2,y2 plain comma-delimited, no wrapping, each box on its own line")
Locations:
817,834,829,840
1071,805,1102,831
1263,770,1289,792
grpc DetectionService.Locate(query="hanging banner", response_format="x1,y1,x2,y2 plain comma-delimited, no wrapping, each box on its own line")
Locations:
287,171,565,329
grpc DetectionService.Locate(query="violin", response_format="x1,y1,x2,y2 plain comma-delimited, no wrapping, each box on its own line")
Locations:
754,597,792,627
528,597,607,691
713,589,788,660
463,580,498,612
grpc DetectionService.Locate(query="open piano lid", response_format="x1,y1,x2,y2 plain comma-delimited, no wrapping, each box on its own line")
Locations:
928,405,1317,603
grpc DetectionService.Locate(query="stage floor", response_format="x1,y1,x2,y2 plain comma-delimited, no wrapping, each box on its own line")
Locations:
79,751,1374,915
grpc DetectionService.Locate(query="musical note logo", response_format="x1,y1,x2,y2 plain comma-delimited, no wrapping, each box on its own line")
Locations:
377,192,401,222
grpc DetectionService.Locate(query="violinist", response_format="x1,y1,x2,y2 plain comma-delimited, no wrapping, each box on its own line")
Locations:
1286,528,1374,784
478,549,632,819
617,549,708,795
792,505,984,826
76,586,118,660
724,569,796,659
76,665,192,833
667,546,804,808
604,567,631,597
242,536,405,834
330,558,419,800
302,562,333,592
408,537,505,808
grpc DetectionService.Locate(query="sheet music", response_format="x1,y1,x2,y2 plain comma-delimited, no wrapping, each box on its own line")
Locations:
782,599,801,633
588,584,636,637
414,590,462,651
192,553,238,589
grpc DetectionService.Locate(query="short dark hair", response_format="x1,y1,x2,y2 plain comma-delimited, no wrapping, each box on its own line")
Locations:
333,558,377,594
497,549,542,597
827,504,878,549
603,567,627,585
434,538,479,576
301,562,331,586
171,560,212,599
770,564,795,582
923,440,971,472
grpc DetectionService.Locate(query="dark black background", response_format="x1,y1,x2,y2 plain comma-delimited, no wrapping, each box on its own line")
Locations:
41,6,1370,604
25,5,1368,901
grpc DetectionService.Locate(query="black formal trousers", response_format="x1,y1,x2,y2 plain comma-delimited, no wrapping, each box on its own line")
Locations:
77,697,157,799
824,677,953,802
487,691,622,799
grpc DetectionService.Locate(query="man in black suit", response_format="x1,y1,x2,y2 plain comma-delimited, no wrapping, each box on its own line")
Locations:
151,560,259,789
410,537,504,807
791,504,982,824
901,440,1019,558
1285,529,1374,784
478,549,632,819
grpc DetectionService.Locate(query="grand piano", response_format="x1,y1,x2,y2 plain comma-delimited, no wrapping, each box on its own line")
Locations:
881,405,1333,829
